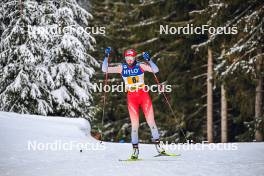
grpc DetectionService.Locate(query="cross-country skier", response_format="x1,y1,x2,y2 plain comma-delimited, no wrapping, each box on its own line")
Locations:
102,47,165,159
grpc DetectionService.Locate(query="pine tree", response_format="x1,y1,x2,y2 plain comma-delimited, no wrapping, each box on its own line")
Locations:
0,0,53,115
0,0,98,118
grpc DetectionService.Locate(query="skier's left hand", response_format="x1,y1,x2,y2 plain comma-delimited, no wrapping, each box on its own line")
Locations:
143,52,151,61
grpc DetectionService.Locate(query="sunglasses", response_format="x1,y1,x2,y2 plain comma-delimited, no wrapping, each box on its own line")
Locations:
125,56,135,61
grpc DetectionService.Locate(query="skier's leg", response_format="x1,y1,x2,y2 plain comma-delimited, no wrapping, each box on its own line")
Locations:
140,91,160,141
127,92,140,145
140,91,166,154
127,92,140,159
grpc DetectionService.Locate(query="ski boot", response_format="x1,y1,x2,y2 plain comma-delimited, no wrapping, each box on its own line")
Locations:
154,139,166,155
130,144,139,160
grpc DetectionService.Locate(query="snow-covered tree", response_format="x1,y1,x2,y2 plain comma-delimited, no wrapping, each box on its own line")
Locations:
0,0,52,115
191,0,263,77
190,0,264,141
0,0,98,118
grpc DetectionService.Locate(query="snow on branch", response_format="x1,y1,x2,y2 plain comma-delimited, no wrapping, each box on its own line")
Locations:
121,37,159,50
120,10,177,30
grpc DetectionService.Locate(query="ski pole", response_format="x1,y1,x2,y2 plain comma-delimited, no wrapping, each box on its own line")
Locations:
100,49,111,143
142,53,188,142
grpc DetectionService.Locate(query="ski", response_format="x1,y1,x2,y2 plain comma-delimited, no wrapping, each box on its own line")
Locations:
118,158,143,162
153,152,180,157
118,158,181,162
119,153,180,161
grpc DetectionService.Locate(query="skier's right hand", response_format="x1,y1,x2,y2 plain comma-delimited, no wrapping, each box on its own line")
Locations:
105,47,111,57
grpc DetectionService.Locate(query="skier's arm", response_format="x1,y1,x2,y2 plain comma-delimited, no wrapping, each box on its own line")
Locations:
101,57,122,73
140,61,159,73
140,52,159,73
102,47,122,73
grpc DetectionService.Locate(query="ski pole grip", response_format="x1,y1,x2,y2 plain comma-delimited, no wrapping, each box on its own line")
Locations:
105,47,111,57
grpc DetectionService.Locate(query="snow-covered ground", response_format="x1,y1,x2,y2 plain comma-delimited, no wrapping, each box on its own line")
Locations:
0,112,263,176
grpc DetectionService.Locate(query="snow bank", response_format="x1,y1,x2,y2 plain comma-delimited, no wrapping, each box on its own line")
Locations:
0,111,91,138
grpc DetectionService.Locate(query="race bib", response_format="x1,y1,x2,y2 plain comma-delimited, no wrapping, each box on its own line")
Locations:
127,76,139,84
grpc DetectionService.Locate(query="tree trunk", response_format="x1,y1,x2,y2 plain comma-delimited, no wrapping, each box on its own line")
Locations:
207,47,213,143
19,0,23,16
220,47,228,143
255,54,263,142
221,85,228,143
